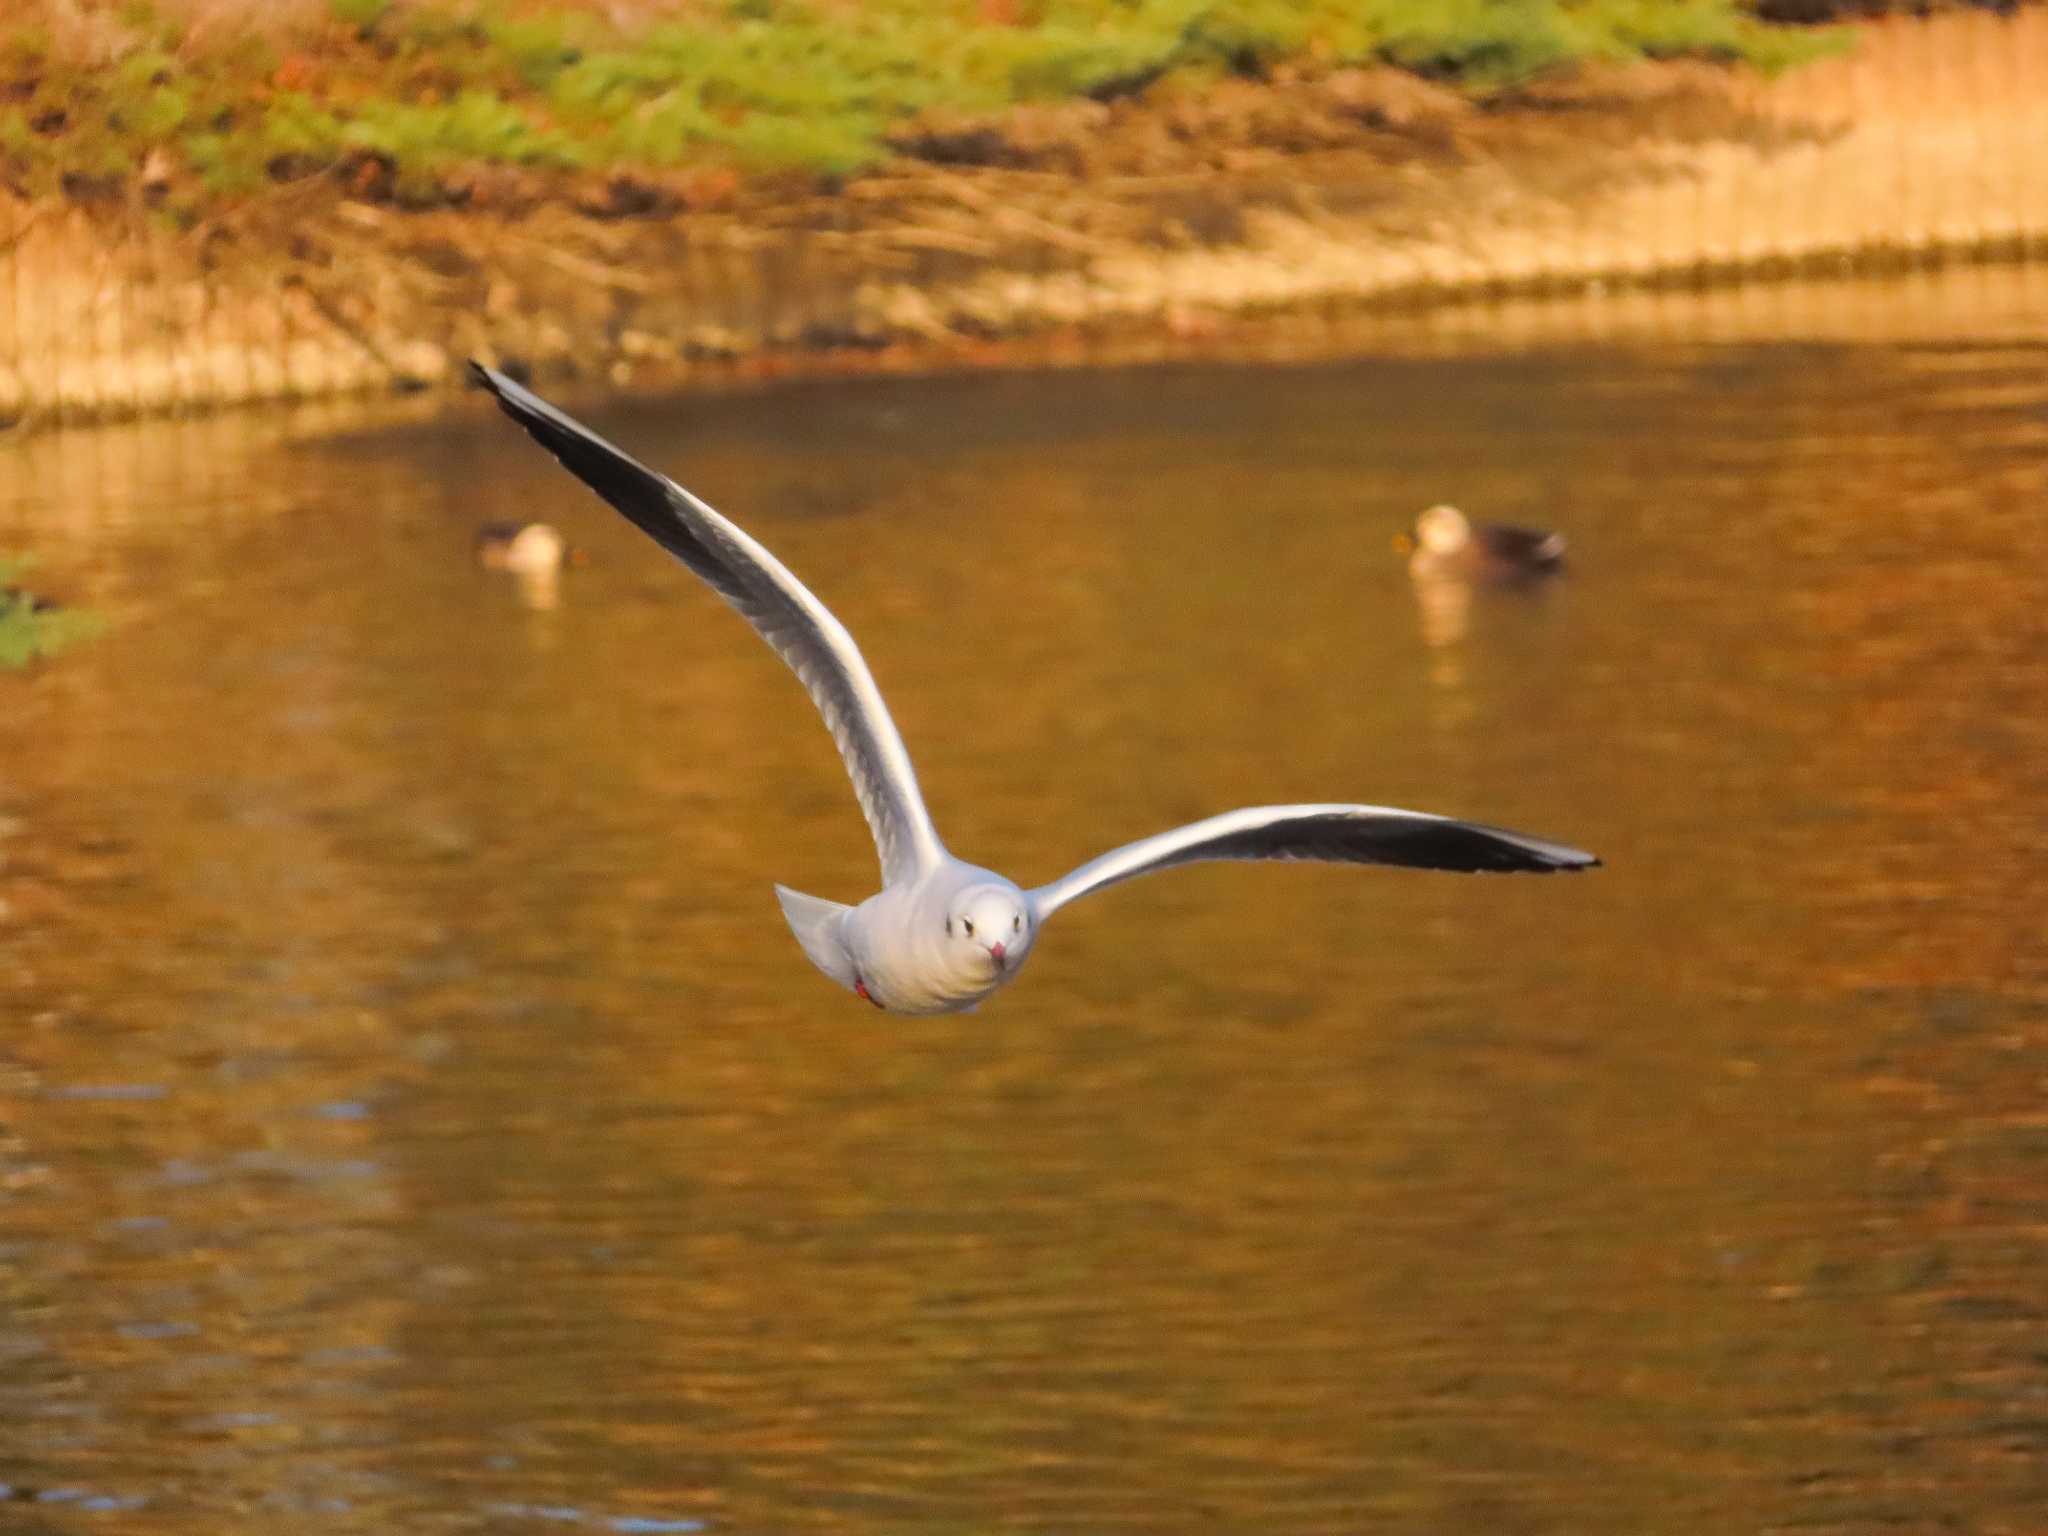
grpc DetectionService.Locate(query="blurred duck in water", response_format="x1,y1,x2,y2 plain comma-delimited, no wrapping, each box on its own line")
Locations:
1401,503,1566,583
476,521,570,575
475,521,584,611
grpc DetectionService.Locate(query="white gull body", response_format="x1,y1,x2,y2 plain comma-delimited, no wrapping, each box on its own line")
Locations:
473,363,1600,1015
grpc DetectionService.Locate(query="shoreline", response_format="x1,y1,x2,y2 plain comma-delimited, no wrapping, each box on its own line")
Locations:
3,10,2045,430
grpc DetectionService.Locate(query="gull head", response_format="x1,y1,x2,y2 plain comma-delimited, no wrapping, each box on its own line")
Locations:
943,883,1034,981
1415,503,1472,556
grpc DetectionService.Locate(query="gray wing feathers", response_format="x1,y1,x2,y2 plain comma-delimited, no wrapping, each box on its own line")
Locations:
1030,803,1598,917
472,363,946,886
687,508,945,886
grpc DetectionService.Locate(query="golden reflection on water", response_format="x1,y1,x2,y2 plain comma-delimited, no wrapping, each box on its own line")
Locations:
1,301,2045,1532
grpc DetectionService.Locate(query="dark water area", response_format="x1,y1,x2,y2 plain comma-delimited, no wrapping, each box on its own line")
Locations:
1,299,2045,1532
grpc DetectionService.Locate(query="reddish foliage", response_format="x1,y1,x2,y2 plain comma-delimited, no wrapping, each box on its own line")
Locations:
273,52,318,92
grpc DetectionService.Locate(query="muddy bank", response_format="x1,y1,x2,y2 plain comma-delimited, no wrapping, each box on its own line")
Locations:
3,10,2045,427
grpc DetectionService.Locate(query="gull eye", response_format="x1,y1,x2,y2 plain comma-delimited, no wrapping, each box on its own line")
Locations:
963,918,975,938
1012,915,1021,933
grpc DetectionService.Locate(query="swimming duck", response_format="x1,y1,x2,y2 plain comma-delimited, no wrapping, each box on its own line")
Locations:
1405,503,1566,582
474,521,570,576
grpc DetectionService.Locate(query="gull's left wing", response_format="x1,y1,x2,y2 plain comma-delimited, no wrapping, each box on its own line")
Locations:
1028,803,1598,919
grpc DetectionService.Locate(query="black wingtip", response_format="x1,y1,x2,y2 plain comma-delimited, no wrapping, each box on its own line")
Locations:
1374,817,1601,876
470,357,538,390
1502,852,1601,875
1536,843,1600,873
470,359,525,404
1526,843,1601,875
467,356,703,569
468,357,576,458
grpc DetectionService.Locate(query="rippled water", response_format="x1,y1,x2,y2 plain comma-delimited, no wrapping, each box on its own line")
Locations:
2,280,2045,1533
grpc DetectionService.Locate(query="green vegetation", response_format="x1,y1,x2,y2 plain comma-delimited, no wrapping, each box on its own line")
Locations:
0,1,1846,210
0,561,102,670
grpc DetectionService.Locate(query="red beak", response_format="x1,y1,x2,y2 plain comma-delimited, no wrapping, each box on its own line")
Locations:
989,941,1007,967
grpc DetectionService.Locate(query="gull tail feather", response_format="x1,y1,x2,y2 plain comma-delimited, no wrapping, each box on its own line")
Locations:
774,885,858,991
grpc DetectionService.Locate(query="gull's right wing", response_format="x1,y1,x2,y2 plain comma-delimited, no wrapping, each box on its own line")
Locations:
472,363,948,888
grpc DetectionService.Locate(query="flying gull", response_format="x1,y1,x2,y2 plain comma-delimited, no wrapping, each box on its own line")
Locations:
472,363,1599,1015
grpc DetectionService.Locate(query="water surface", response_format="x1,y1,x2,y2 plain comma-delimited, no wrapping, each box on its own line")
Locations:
2,299,2045,1532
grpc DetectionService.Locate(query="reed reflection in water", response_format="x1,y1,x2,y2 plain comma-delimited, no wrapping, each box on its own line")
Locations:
1,292,2045,1532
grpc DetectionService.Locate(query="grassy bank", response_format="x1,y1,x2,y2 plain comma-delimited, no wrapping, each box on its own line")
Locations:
7,1,1841,215
7,5,2043,428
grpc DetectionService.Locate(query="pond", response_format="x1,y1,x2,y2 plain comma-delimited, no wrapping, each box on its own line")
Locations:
1,276,2045,1533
